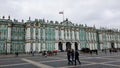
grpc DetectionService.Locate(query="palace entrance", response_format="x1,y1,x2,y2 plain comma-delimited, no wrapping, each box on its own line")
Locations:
111,42,115,48
66,42,71,50
58,42,63,51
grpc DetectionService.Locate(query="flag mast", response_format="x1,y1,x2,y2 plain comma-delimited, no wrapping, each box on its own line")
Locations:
63,11,64,21
59,11,64,21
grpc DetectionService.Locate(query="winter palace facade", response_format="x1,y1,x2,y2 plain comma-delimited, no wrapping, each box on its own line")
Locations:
0,16,120,54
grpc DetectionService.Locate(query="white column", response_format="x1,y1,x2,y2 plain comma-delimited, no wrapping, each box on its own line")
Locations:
115,43,117,48
89,44,92,50
63,42,66,51
25,43,31,52
7,43,11,53
71,43,74,50
8,27,11,40
94,33,96,41
38,43,41,52
43,28,45,40
78,43,81,50
77,31,79,40
55,30,58,40
106,42,109,48
72,31,75,40
26,28,31,40
28,28,31,39
100,44,103,50
61,30,64,40
55,42,58,50
42,43,46,50
33,28,36,39
99,34,102,41
95,43,97,49
33,43,36,51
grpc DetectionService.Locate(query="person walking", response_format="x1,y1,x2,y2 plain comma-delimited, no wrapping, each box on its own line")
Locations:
67,49,73,65
32,51,35,56
42,51,47,57
71,49,74,63
15,52,19,57
74,50,81,66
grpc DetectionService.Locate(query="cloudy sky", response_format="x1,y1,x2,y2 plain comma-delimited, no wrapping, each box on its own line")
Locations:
0,0,120,29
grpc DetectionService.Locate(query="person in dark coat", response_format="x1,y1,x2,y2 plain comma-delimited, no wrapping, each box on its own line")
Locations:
32,51,35,56
71,49,74,62
42,51,47,57
74,50,81,65
15,52,19,57
67,49,73,65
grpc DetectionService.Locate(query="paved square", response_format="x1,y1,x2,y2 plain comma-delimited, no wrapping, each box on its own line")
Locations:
81,57,115,63
0,52,120,68
79,64,120,68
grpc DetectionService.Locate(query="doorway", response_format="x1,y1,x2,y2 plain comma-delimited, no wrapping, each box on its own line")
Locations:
111,42,115,48
66,42,71,50
58,42,63,51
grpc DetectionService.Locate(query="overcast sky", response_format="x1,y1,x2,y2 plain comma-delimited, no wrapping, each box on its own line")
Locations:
0,0,120,29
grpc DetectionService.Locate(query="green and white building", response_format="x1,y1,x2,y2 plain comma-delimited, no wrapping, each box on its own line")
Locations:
0,16,25,54
0,17,120,54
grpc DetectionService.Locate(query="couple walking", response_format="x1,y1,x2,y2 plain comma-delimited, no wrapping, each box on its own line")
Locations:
67,49,81,66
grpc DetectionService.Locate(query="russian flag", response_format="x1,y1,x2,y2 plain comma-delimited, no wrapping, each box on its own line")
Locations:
59,12,63,14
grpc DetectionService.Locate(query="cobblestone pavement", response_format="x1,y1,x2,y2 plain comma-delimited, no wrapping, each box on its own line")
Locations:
0,52,120,68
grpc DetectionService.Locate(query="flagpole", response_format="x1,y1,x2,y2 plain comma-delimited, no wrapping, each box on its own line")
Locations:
63,11,64,21
59,11,65,21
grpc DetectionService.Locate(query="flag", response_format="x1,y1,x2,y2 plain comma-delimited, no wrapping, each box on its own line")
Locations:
59,12,63,14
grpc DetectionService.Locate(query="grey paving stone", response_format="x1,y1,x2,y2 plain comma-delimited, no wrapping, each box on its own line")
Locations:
75,64,120,68
42,60,88,67
106,61,120,65
81,58,114,63
27,57,60,62
0,59,26,65
104,56,120,59
1,64,39,68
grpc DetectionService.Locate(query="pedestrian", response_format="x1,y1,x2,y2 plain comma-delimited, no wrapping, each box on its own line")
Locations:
15,52,19,57
71,49,74,63
42,51,47,57
109,49,112,54
74,50,81,66
32,51,35,56
95,49,98,55
67,49,73,65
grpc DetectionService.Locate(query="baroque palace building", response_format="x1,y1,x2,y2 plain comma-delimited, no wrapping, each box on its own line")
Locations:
0,16,120,54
